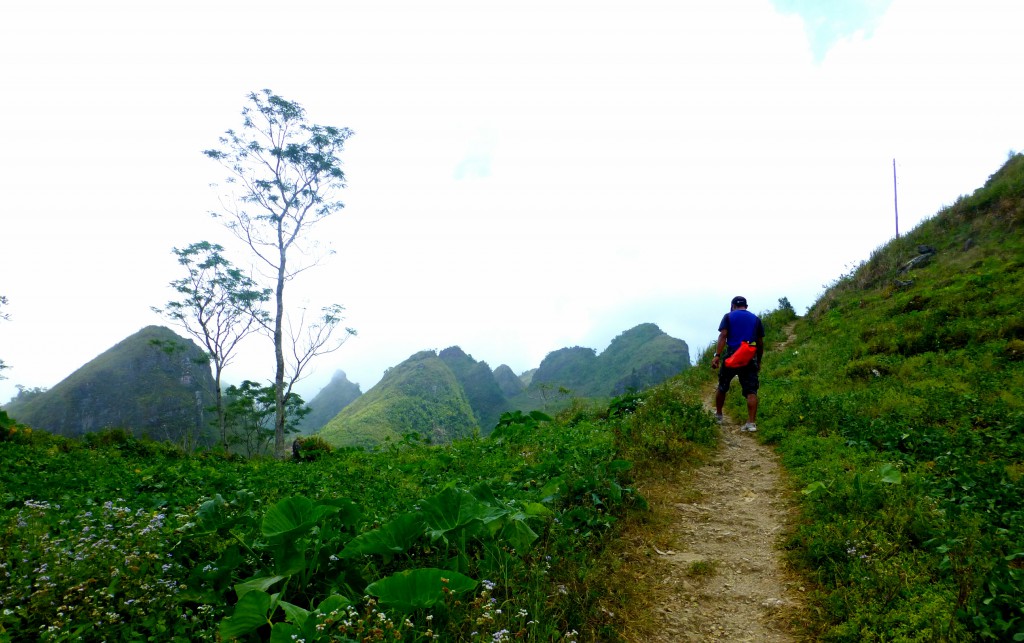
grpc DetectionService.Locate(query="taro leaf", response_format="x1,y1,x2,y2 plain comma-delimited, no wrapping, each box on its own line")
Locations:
469,482,502,507
366,568,477,613
879,463,903,485
220,589,271,639
540,477,566,503
420,487,502,540
313,594,353,616
234,574,286,600
262,495,341,540
272,539,306,577
499,513,539,552
318,497,363,528
523,502,554,517
339,511,425,559
277,600,310,629
802,481,829,496
269,622,302,643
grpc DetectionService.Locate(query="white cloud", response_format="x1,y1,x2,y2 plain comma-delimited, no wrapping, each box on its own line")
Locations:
1,0,1022,405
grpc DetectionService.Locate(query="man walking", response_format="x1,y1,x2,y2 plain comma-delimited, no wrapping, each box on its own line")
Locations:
711,296,765,432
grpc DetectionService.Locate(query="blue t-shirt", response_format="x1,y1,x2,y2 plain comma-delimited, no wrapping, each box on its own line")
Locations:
719,310,764,350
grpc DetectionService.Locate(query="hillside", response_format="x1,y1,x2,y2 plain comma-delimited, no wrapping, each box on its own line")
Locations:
296,370,362,434
318,350,478,448
317,325,691,448
438,346,508,431
739,153,1024,639
2,325,216,445
527,322,691,398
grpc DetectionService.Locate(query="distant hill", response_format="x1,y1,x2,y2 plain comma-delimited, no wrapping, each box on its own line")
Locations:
2,326,216,444
317,323,690,448
438,346,508,431
318,350,477,449
296,370,361,434
493,364,525,398
529,323,691,397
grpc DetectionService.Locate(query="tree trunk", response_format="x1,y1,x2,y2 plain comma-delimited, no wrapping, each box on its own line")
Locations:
274,249,287,459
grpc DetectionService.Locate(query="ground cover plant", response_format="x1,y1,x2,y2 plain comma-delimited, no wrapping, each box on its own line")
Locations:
750,154,1024,641
0,378,715,641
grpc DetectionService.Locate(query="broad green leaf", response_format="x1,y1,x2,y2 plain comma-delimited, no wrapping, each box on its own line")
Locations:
278,600,310,628
879,463,903,485
272,539,306,577
269,622,302,643
802,481,829,496
318,497,363,528
234,575,286,600
262,495,340,540
220,589,271,638
499,514,539,552
420,487,498,537
313,594,353,616
523,502,554,517
339,511,425,559
366,568,477,613
540,477,566,502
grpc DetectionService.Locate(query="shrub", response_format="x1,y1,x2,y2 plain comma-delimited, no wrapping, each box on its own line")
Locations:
292,434,333,461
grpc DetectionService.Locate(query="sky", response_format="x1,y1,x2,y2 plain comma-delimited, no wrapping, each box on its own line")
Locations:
1,0,1022,406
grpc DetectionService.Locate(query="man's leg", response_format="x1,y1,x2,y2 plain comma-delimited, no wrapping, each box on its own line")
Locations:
716,388,726,415
746,393,758,424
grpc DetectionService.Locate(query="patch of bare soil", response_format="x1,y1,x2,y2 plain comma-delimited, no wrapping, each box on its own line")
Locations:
620,326,806,642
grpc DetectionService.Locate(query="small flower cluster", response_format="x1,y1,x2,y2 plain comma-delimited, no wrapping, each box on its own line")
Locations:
314,597,415,641
463,579,538,642
0,498,216,641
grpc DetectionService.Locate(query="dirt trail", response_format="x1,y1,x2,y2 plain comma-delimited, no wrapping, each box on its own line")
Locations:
631,324,805,642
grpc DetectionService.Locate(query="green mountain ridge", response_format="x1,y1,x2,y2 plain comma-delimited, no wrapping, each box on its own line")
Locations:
2,325,216,444
318,350,478,448
316,323,691,447
296,370,362,434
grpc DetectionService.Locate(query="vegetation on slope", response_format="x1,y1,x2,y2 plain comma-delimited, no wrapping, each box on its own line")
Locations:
525,323,691,401
743,153,1024,640
318,350,478,448
2,325,216,446
296,370,362,434
0,372,717,641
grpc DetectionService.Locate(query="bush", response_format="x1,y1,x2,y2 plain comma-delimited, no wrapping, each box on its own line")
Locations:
292,435,333,461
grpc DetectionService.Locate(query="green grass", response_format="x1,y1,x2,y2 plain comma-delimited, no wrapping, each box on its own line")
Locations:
752,154,1024,641
0,379,715,642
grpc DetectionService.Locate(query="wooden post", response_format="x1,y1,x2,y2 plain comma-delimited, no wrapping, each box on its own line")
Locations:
893,158,900,239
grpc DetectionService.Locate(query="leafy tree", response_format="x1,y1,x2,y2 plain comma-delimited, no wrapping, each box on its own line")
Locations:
223,380,308,458
153,242,270,449
204,90,356,458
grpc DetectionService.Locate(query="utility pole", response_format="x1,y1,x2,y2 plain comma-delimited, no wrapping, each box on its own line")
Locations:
893,158,900,239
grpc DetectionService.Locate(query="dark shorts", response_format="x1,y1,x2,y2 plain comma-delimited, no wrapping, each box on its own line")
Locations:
718,361,759,397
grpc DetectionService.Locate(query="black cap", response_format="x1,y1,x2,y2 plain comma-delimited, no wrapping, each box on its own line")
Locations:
731,296,747,308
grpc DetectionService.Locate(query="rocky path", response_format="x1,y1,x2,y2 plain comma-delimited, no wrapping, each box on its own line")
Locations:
626,325,805,642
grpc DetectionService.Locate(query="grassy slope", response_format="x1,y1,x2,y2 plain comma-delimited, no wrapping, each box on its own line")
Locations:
318,350,478,448
749,154,1024,640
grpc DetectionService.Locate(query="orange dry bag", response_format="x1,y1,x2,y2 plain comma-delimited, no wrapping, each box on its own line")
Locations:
724,341,757,368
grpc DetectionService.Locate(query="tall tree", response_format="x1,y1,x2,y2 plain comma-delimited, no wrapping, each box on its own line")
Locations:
204,90,356,458
153,241,270,449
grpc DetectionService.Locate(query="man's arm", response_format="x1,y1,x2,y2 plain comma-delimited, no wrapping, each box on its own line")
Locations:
711,328,728,369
